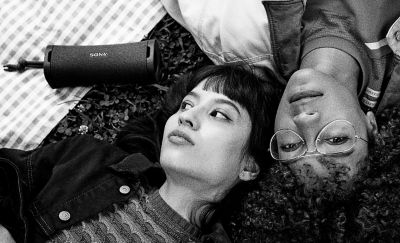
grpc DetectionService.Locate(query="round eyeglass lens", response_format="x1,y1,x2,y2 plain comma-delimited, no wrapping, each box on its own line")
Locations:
316,120,356,154
270,130,305,160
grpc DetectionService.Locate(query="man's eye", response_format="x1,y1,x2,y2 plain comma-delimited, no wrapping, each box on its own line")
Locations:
324,137,349,145
210,110,229,120
280,142,302,152
180,101,193,111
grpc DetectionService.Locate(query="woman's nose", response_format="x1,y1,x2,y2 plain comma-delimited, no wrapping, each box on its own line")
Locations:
178,110,200,130
293,111,320,128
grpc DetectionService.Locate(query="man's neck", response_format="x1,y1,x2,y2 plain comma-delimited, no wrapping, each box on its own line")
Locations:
301,48,360,94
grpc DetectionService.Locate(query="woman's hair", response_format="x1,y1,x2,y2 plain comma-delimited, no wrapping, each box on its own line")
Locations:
116,64,283,229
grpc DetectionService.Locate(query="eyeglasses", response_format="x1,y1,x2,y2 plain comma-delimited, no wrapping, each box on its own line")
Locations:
269,120,368,163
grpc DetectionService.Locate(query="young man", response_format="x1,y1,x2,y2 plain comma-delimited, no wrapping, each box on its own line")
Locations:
161,0,400,199
268,0,400,199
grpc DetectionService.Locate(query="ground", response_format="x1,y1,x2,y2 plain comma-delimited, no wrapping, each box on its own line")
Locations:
44,15,400,242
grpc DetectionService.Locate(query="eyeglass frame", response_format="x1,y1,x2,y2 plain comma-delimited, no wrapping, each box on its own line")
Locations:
269,119,369,163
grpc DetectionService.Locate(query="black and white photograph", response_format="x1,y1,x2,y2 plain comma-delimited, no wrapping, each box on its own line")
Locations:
1,0,400,242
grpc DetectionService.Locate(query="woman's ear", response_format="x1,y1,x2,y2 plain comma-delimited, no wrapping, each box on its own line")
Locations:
365,111,381,145
239,156,260,181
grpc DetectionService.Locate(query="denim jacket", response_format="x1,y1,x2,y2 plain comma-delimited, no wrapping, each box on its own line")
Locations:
0,134,164,242
262,0,304,81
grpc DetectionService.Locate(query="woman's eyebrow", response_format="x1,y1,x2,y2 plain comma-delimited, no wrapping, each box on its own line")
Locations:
187,91,199,99
213,98,241,115
189,90,241,115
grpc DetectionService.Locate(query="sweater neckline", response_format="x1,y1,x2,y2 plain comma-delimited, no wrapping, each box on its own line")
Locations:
147,190,203,241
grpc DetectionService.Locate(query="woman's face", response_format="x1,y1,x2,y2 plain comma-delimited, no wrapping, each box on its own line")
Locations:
160,80,252,199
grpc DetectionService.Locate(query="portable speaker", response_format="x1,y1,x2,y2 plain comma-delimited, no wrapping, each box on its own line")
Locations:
43,39,161,88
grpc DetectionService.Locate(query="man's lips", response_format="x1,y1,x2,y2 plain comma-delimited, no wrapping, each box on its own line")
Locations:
168,129,194,145
289,90,323,103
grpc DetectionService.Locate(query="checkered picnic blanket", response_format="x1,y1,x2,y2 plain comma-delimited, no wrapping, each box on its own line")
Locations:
0,0,166,150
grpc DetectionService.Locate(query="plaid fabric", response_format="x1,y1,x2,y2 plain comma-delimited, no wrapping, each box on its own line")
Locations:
0,0,166,150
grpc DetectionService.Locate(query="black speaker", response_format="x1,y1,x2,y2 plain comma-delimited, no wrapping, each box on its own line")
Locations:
43,39,161,88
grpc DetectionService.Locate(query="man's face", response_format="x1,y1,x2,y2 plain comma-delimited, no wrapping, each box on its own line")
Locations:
274,69,370,200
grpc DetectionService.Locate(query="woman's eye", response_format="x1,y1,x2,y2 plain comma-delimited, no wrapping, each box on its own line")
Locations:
325,136,349,145
180,101,193,111
210,110,230,120
280,142,302,152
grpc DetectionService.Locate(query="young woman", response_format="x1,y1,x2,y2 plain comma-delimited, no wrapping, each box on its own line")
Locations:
0,64,280,243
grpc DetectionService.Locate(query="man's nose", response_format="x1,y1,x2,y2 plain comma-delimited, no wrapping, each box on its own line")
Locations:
293,111,320,128
293,112,320,151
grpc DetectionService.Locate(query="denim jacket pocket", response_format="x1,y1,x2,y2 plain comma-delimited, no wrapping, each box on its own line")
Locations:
29,174,132,237
262,0,304,81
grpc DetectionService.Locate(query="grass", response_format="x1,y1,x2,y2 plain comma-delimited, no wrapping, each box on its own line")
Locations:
43,15,400,242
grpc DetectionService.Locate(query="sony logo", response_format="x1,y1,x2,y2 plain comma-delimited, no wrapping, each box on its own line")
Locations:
89,52,108,57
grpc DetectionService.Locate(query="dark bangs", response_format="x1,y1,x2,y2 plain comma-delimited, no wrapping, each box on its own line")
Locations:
187,65,258,114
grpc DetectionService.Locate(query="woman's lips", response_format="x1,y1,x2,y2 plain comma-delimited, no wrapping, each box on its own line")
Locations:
289,90,323,103
168,129,194,145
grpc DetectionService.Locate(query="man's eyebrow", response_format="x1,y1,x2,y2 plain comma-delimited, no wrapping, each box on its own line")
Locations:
295,150,355,164
319,150,354,162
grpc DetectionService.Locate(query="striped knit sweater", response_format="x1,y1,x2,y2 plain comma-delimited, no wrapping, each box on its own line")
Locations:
47,190,202,243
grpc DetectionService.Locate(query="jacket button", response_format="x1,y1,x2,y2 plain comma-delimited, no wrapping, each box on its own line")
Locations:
58,211,71,221
396,31,400,41
119,185,131,195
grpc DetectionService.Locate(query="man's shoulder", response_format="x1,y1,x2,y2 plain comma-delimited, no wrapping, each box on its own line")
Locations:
304,0,400,42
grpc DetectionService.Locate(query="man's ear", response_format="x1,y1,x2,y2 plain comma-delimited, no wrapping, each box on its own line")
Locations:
239,156,260,181
365,111,380,144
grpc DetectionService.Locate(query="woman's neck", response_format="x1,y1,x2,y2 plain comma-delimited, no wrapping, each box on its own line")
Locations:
301,48,360,94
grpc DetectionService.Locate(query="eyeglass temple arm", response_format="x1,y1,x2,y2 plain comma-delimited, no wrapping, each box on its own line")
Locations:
355,135,368,143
